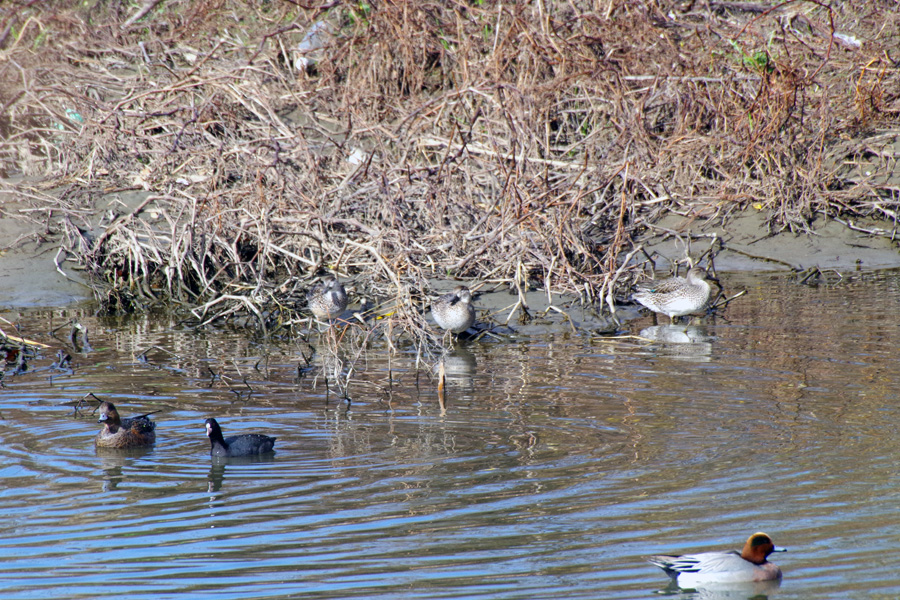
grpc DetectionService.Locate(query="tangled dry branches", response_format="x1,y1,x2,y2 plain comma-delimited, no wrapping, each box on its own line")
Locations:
1,0,898,351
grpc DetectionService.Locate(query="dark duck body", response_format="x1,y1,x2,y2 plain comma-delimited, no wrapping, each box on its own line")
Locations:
205,418,276,458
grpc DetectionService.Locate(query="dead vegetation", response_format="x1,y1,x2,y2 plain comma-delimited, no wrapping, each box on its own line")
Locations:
1,0,898,351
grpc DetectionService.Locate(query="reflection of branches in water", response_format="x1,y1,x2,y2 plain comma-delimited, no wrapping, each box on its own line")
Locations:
306,317,383,402
312,327,349,401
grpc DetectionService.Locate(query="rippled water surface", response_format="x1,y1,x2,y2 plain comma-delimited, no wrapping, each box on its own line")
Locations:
2,270,900,599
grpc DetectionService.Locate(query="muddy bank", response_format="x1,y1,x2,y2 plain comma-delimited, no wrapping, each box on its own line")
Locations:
0,188,89,308
643,209,899,272
1,177,896,309
1,187,896,311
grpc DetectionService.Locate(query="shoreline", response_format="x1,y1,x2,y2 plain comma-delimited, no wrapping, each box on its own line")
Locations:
2,189,896,310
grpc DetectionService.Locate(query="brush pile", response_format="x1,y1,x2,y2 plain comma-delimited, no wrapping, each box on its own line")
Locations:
1,1,897,342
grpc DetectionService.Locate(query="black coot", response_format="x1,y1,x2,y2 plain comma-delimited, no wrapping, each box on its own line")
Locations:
205,418,276,457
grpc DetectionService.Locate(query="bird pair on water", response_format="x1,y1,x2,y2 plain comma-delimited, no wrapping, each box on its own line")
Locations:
95,401,275,457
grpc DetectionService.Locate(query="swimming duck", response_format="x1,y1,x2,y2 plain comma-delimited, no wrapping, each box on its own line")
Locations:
431,285,476,334
95,401,157,449
648,532,786,587
306,276,348,321
633,267,713,323
205,418,276,458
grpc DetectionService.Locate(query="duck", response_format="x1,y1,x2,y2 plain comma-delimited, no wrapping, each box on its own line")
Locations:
431,285,476,334
306,275,348,321
633,267,713,323
95,401,157,448
648,532,786,587
205,418,276,458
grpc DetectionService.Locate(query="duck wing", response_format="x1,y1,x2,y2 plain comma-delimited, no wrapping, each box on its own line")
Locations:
635,276,688,296
650,551,743,575
121,414,157,433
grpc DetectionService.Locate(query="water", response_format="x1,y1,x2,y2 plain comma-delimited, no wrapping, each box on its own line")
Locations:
1,270,899,599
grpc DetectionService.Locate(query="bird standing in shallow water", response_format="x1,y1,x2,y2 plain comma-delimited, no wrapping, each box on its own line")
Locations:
633,267,713,324
205,418,276,458
648,532,786,587
95,401,157,449
307,275,348,321
432,285,476,334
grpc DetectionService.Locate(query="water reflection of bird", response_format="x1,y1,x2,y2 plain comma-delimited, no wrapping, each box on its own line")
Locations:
436,347,477,394
648,532,786,587
432,285,476,334
205,418,276,458
639,325,713,362
666,579,782,600
633,267,713,323
95,401,156,448
307,275,348,321
639,324,712,345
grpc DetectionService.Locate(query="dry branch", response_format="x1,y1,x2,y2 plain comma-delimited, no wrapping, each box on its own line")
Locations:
0,0,897,351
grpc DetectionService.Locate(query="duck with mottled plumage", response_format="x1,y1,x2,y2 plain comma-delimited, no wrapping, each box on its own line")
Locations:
95,401,157,449
633,267,713,323
648,532,786,587
431,285,476,334
307,275,348,321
